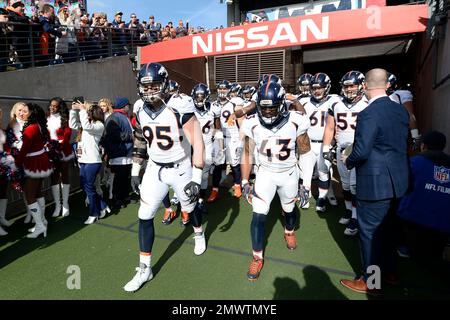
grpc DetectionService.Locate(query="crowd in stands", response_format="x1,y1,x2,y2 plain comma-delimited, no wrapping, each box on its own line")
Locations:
0,1,216,72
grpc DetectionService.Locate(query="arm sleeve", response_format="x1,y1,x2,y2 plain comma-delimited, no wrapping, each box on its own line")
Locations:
80,109,104,135
133,118,148,160
69,109,81,130
346,110,378,170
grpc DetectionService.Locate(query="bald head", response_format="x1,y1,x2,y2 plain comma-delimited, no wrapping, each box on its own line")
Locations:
364,68,388,100
365,68,388,89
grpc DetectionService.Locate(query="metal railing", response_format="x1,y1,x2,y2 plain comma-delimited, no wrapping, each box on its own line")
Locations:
0,21,154,72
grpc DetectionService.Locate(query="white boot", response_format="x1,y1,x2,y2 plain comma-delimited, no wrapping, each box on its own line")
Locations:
0,225,7,236
0,198,12,227
29,197,47,233
23,198,33,224
51,184,61,217
61,184,70,217
27,202,47,238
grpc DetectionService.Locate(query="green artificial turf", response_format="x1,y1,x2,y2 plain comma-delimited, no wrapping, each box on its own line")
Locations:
1,184,449,300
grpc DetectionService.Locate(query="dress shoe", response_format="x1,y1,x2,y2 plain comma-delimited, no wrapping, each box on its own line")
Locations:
340,278,382,296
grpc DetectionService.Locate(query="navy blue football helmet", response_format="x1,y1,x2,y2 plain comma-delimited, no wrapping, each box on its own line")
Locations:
297,73,313,96
216,79,231,99
137,63,169,103
258,74,282,88
340,71,365,103
168,80,180,95
387,72,397,95
242,85,256,102
310,72,331,101
256,82,287,128
230,82,242,97
191,83,211,110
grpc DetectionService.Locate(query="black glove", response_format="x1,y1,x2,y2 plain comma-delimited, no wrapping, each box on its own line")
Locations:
323,150,334,163
412,136,422,151
131,176,141,195
242,182,252,204
183,181,201,204
296,184,310,209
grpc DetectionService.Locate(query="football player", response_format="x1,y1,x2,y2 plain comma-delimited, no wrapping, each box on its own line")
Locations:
387,73,421,151
124,63,206,292
167,80,180,96
322,70,368,236
207,80,244,202
241,81,310,281
229,82,242,98
299,72,339,212
241,85,257,104
191,83,222,212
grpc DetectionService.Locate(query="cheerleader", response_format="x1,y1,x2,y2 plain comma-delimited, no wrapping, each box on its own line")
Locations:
15,103,53,238
47,97,73,218
6,102,33,224
0,108,13,235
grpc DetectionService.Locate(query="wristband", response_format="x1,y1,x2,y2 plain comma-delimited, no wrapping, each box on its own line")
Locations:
241,179,249,186
131,162,142,176
192,166,203,185
214,131,224,140
322,145,330,153
410,129,420,139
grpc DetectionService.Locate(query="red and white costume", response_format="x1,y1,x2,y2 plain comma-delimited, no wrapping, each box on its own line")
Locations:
15,123,53,178
47,113,74,161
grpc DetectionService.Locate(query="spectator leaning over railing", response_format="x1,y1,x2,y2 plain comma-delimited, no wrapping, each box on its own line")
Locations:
38,4,67,66
146,15,159,43
175,19,187,38
5,1,30,68
75,14,90,60
55,5,77,63
0,8,10,72
127,13,144,45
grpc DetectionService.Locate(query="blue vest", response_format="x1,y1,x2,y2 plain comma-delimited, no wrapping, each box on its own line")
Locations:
398,155,450,234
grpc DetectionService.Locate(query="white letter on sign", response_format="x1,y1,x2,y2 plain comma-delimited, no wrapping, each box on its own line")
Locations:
270,22,298,46
193,34,213,55
224,29,245,51
247,25,270,49
300,16,329,42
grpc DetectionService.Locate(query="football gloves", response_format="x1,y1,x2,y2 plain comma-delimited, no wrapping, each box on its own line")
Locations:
184,181,201,204
242,182,253,205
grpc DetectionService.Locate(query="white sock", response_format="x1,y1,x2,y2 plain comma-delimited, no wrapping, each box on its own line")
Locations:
193,226,203,234
139,253,151,267
253,250,263,260
318,187,328,199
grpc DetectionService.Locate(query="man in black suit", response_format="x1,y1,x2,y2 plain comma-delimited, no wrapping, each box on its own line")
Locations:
340,68,410,296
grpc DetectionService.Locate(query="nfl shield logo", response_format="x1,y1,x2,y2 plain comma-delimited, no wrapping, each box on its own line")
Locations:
434,166,450,183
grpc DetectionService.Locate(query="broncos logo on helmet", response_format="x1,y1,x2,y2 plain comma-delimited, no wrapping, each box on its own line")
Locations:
191,83,211,110
386,72,397,95
297,73,313,97
230,83,242,97
137,63,169,104
310,72,331,102
242,85,256,102
216,79,231,99
256,81,287,128
168,80,180,96
340,71,365,103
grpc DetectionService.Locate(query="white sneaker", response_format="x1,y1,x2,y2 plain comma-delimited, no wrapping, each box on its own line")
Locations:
84,216,98,225
193,232,206,255
123,263,153,292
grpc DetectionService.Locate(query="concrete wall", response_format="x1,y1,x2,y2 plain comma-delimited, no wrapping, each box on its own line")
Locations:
413,16,450,154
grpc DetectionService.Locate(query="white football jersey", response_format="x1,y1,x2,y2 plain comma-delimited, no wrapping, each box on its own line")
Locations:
214,99,241,140
303,94,341,141
194,102,221,146
390,90,413,105
134,95,196,164
329,96,368,147
241,111,310,173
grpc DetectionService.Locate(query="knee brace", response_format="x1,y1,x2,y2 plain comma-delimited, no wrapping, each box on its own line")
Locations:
139,219,155,253
250,213,266,252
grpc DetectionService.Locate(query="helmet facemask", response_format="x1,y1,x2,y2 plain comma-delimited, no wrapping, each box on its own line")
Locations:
139,80,166,104
217,86,230,100
311,84,328,101
194,92,207,109
342,83,362,103
258,100,283,126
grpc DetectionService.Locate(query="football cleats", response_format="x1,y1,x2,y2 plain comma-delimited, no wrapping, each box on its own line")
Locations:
137,63,169,104
256,81,287,128
242,85,256,102
191,83,211,110
167,80,180,95
297,73,313,96
310,72,331,102
340,71,365,103
216,79,231,99
230,82,242,97
387,72,397,95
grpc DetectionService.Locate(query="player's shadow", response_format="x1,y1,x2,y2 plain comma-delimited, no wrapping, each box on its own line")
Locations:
312,179,361,276
264,195,301,250
272,265,348,299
